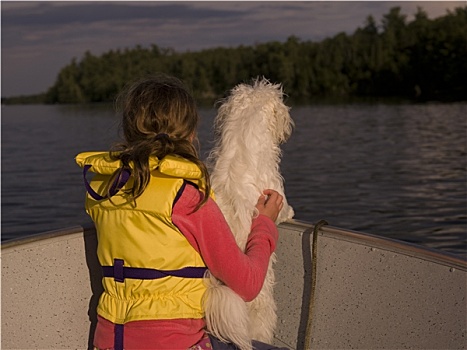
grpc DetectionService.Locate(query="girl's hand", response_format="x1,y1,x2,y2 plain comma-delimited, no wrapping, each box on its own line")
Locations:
255,189,284,222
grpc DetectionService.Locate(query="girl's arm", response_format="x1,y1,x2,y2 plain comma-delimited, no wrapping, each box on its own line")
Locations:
172,184,278,302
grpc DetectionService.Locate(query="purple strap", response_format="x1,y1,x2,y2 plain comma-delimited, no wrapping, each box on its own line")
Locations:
114,323,123,350
113,258,124,283
107,258,206,349
83,165,130,201
103,259,207,282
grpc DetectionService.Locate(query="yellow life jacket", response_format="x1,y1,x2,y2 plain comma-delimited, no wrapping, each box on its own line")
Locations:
75,151,208,324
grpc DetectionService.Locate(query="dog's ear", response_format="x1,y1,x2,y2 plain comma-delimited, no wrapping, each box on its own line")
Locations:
273,103,293,144
253,77,293,144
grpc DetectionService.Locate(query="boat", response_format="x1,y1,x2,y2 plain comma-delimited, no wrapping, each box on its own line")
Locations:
2,220,466,349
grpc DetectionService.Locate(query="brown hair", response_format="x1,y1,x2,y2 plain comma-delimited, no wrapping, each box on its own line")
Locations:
109,74,210,209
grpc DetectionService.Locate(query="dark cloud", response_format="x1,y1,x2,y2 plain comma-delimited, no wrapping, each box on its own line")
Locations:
2,1,243,27
1,1,246,50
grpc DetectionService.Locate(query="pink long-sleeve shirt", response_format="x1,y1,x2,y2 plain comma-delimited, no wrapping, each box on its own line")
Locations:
93,184,278,350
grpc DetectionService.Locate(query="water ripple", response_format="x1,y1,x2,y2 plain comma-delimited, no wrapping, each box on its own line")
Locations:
2,103,466,257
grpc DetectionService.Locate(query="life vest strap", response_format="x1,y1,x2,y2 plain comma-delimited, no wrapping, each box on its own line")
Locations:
106,259,207,348
114,323,124,350
83,165,131,201
102,258,207,283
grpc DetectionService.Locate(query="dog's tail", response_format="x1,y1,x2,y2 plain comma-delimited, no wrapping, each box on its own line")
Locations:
204,274,252,350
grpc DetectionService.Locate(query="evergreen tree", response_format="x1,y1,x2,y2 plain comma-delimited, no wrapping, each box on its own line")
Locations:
11,5,460,104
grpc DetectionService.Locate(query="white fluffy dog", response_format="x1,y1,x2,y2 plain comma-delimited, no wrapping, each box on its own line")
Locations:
204,78,294,350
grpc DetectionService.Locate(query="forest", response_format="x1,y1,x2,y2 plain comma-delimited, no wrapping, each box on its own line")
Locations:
4,6,467,104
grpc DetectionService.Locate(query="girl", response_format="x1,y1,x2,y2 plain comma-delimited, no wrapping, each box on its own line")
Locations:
76,74,285,350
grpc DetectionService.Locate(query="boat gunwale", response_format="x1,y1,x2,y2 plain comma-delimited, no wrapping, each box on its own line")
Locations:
2,220,465,271
282,219,467,271
1,224,95,250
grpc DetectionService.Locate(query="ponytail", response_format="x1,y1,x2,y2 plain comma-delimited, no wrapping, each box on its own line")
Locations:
107,75,211,209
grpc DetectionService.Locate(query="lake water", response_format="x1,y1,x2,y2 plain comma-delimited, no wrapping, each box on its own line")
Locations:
1,103,466,257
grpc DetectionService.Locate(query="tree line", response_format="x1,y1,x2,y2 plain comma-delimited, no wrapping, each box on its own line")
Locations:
4,6,467,104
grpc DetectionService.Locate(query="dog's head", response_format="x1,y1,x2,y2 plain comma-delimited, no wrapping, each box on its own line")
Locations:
240,77,293,145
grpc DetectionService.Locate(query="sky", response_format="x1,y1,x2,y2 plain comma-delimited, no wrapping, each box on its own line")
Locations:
1,1,464,97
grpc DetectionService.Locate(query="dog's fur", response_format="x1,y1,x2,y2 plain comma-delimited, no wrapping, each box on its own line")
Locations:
204,78,294,350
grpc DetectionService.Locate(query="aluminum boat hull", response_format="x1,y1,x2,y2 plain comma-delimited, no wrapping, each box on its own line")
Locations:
2,221,466,349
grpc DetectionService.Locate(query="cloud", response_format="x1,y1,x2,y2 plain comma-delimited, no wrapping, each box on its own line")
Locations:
1,1,242,27
1,2,244,49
